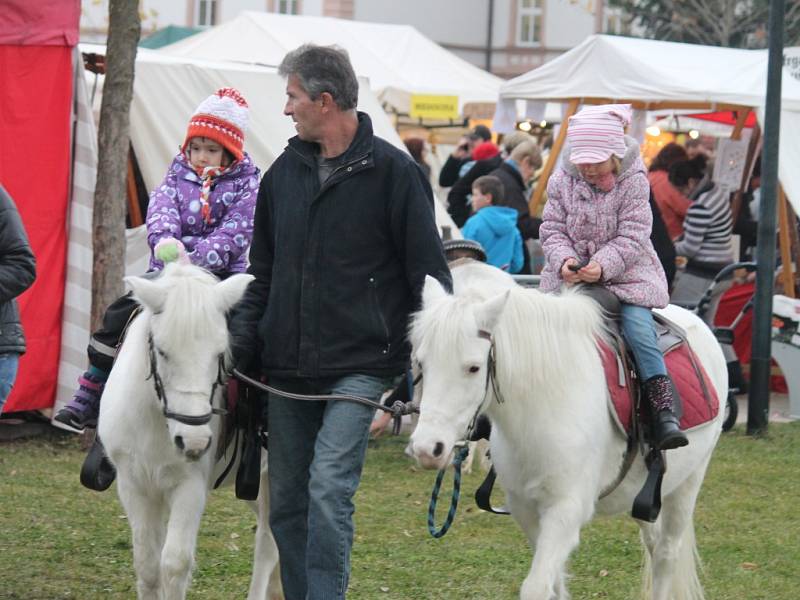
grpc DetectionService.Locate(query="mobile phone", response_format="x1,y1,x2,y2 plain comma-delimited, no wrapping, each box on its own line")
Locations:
567,259,589,272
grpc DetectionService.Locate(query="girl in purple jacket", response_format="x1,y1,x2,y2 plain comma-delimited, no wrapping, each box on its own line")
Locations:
56,88,259,450
539,104,687,451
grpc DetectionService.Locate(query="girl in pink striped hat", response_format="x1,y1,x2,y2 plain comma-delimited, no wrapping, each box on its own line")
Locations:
538,103,688,451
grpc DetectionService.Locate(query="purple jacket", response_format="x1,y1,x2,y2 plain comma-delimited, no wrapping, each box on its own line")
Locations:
146,152,259,274
539,136,669,308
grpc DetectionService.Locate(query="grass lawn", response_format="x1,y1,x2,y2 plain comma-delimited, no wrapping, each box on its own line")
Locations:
1,422,798,599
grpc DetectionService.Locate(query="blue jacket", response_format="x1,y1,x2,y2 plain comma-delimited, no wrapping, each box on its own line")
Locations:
462,206,524,273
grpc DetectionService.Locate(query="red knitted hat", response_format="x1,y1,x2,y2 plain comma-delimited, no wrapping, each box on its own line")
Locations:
472,141,500,161
182,87,249,161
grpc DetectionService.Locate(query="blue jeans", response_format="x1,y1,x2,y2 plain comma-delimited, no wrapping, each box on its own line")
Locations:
0,353,20,414
620,304,667,381
267,373,391,600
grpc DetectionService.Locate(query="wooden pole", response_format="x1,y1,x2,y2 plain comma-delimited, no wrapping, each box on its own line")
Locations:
730,124,761,225
730,109,750,141
529,98,579,218
126,151,143,227
788,193,800,295
778,185,795,297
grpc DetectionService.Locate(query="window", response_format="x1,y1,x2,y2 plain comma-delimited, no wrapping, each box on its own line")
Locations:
278,0,299,14
196,0,217,27
518,0,543,46
604,8,630,35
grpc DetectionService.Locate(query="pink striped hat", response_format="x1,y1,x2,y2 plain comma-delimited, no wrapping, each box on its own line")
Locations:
567,104,632,164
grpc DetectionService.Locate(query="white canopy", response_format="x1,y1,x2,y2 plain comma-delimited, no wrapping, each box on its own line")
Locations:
497,34,800,213
158,11,502,116
128,49,456,231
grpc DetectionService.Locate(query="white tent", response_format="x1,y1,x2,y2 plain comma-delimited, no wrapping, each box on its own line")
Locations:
495,34,800,214
158,11,503,117
54,47,458,424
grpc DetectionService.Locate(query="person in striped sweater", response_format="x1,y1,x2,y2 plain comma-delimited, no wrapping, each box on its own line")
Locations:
668,156,735,319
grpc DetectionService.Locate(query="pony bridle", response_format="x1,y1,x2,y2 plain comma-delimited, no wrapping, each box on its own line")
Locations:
146,332,227,426
459,329,504,443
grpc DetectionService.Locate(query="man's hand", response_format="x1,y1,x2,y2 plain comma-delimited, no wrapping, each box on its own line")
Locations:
452,136,472,159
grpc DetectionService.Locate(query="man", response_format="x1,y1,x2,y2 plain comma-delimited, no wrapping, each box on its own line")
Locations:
437,124,492,188
228,44,451,599
488,140,543,274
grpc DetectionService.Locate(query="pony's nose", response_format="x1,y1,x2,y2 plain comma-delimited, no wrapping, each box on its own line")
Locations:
174,435,185,450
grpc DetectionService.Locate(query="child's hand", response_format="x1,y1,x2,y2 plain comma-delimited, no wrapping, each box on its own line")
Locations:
577,260,602,283
561,259,582,284
154,238,189,265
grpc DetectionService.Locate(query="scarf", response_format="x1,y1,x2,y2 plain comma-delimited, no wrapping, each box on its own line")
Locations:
196,165,226,224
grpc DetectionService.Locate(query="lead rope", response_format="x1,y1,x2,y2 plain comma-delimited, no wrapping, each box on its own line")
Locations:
427,329,497,538
427,444,470,538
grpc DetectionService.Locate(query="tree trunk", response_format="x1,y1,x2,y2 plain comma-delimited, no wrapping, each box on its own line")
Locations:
91,0,141,331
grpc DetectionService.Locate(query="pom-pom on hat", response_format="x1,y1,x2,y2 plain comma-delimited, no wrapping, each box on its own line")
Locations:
567,103,632,165
182,87,249,161
472,141,500,161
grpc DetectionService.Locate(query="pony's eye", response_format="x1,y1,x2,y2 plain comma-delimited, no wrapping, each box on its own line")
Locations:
157,349,168,361
468,365,480,374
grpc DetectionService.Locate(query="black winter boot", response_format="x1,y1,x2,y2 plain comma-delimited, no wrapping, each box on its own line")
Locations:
643,375,689,450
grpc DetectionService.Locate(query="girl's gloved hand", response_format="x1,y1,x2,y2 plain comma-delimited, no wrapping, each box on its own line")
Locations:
154,238,190,265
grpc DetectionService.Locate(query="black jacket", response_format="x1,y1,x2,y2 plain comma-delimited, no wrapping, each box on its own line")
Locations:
648,191,676,288
438,155,470,188
229,113,451,379
488,162,541,241
0,185,36,354
446,154,503,227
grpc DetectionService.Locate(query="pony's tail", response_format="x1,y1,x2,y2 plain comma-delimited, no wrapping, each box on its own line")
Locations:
640,521,705,600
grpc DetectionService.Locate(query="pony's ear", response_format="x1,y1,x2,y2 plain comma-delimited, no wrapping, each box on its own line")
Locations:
474,290,510,333
216,273,255,312
125,275,166,314
422,275,449,307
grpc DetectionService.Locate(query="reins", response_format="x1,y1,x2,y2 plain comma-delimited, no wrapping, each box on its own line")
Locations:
230,368,420,419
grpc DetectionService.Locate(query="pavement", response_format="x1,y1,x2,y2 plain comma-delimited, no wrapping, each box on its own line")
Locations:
732,392,796,425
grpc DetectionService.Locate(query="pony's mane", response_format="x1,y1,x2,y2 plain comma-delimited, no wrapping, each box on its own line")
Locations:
151,266,226,349
493,286,608,395
412,282,609,400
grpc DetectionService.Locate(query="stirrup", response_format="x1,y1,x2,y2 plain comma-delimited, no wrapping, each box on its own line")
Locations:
80,436,116,492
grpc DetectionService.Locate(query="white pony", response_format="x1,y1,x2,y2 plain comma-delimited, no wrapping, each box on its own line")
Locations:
97,264,282,600
408,261,726,600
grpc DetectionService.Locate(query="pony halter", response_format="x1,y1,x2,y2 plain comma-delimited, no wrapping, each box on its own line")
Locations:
146,332,227,426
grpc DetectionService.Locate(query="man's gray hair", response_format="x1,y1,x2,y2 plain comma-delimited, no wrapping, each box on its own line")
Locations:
278,44,359,111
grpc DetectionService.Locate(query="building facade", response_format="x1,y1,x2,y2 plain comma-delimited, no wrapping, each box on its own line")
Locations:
80,0,627,76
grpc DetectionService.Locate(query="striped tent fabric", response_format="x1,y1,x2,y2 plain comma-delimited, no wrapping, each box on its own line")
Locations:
52,48,151,426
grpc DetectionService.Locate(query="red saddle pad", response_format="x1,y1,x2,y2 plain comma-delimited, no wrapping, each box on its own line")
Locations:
599,341,719,434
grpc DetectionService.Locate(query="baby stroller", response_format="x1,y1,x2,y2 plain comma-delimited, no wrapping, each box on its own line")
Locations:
671,261,758,432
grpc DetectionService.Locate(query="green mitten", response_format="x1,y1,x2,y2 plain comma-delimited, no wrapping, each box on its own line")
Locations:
154,238,187,264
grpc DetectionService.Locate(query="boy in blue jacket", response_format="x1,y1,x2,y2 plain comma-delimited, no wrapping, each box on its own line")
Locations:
462,175,524,273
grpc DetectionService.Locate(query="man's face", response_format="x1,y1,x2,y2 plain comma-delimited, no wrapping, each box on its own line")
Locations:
284,74,324,142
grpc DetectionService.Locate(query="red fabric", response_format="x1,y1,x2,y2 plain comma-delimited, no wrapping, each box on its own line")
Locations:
600,341,719,434
714,282,787,392
688,111,757,128
0,46,73,411
0,0,80,46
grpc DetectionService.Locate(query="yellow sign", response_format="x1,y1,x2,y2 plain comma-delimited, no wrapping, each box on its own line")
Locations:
409,94,459,120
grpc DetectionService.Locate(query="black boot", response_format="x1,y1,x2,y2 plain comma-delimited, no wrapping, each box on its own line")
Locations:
643,375,689,450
